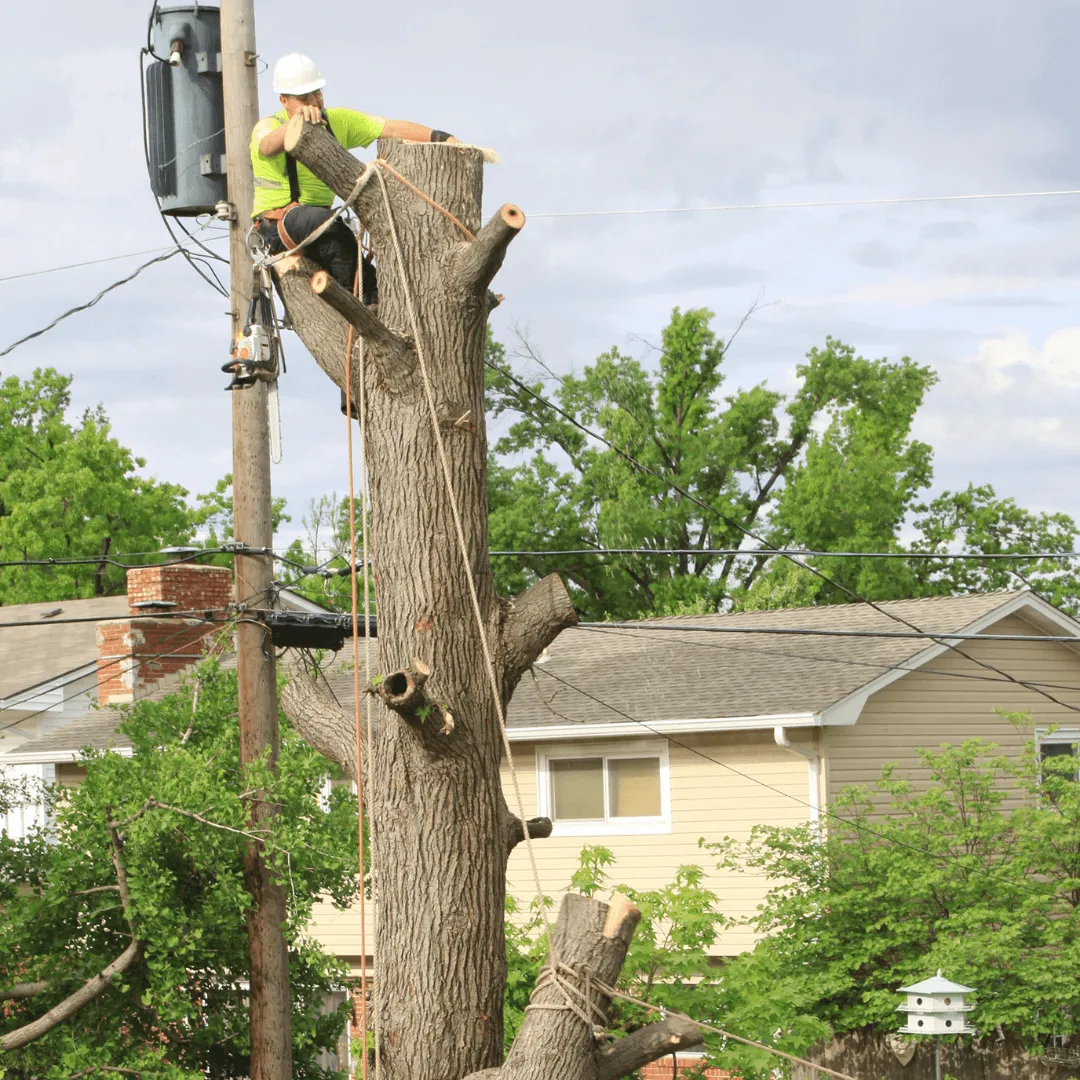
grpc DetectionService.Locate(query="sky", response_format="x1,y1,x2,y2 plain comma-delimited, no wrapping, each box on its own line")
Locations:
3,0,1080,550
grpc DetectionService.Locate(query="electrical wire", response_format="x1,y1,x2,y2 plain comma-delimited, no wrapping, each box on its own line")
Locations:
576,622,1080,695
575,621,1080,643
0,247,184,358
0,239,223,286
485,359,1080,715
490,547,1080,561
528,187,1080,220
0,607,229,631
0,597,254,738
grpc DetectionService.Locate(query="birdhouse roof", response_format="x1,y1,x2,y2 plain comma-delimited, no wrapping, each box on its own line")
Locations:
898,974,974,995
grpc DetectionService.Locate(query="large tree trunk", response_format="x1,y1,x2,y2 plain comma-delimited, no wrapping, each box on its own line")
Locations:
278,126,694,1080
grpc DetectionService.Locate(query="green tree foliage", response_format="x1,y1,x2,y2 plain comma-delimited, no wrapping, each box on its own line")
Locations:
0,660,358,1078
485,315,1080,617
486,318,938,619
710,730,1080,1069
276,494,362,612
0,369,199,604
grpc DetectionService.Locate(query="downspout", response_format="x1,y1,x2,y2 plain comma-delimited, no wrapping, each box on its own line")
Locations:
774,726,821,824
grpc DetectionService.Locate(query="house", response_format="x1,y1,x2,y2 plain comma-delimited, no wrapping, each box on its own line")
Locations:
5,586,1080,971
306,588,1080,968
0,562,323,835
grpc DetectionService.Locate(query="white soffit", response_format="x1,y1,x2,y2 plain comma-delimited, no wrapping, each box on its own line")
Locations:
506,712,818,742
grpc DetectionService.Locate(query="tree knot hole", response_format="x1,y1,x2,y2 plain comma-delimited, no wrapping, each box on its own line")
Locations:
386,673,410,697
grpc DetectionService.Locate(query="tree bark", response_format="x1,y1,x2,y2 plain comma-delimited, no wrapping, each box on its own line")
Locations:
279,129,614,1080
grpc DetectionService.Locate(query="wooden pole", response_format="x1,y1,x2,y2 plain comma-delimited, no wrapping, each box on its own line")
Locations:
220,3,293,1078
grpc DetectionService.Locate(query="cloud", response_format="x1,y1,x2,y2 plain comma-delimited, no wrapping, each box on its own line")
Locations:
965,326,1080,392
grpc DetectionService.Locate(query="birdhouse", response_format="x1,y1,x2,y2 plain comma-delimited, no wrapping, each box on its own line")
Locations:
897,971,975,1036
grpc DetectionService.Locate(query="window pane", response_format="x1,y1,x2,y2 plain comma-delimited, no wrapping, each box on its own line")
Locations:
608,757,661,818
551,758,605,820
1041,742,1079,780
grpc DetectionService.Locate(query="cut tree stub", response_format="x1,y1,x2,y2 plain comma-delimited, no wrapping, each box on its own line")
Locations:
279,127,588,1080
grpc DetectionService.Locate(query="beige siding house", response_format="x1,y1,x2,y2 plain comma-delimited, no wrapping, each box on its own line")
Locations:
6,588,1080,972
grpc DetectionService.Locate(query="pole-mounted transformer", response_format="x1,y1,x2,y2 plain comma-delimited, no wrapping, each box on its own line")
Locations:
144,4,228,216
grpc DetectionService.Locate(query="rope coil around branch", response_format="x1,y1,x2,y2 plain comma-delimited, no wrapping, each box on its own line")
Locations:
525,962,607,1036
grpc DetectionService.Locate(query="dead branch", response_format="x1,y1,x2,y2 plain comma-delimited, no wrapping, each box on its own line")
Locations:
310,270,415,381
501,573,578,693
0,826,142,1051
597,1016,704,1080
455,204,525,293
0,981,47,1002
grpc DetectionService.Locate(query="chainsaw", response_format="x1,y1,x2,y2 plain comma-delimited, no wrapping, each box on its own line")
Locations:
222,272,284,463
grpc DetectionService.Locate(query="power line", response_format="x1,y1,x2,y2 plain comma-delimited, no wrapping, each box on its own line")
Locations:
0,235,226,286
0,607,227,631
529,187,1080,220
575,621,1080,644
485,359,1080,716
0,221,227,358
491,547,1080,561
0,598,255,738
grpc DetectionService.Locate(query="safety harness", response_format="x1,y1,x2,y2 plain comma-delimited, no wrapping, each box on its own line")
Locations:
255,113,338,248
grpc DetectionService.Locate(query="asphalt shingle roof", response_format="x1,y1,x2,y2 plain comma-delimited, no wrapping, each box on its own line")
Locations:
5,590,1062,759
0,596,129,701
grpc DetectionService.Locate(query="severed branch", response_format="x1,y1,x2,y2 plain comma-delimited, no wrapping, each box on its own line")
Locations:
506,814,553,855
371,658,454,736
597,1015,705,1080
283,117,381,222
0,824,142,1052
501,573,578,694
455,204,526,293
310,270,415,381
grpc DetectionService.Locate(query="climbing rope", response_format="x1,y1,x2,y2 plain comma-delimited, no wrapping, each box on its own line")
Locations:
526,963,607,1035
343,253,371,1080
372,166,555,950
357,227,383,1080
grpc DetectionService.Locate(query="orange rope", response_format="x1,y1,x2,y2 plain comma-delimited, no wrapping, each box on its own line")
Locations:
344,252,370,1080
374,159,475,241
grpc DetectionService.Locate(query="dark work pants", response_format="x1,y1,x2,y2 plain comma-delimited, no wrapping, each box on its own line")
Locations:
257,206,376,301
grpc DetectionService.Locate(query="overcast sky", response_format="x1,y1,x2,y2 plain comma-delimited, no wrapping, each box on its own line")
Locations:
3,0,1080,550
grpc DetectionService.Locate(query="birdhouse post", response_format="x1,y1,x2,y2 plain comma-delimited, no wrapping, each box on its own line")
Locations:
896,971,975,1080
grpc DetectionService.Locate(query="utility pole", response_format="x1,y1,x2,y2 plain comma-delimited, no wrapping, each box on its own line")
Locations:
220,3,293,1078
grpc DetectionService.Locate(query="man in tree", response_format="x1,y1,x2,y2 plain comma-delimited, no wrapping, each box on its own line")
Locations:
250,53,458,293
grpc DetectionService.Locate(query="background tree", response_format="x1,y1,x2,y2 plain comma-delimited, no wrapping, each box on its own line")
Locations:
486,317,1080,617
486,322,938,619
0,660,359,1078
0,368,199,604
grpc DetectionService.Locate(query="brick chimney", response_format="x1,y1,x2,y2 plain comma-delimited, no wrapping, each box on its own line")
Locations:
96,564,233,706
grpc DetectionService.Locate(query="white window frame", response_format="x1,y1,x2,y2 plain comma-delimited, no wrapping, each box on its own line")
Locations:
1036,728,1080,782
536,740,671,837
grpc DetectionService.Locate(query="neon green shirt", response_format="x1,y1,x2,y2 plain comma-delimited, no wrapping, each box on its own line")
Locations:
249,107,386,218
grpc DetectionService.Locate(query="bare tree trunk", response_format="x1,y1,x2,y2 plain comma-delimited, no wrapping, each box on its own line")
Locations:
278,127,688,1080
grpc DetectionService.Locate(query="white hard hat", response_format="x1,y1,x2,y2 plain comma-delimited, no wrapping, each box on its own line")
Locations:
273,53,326,96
